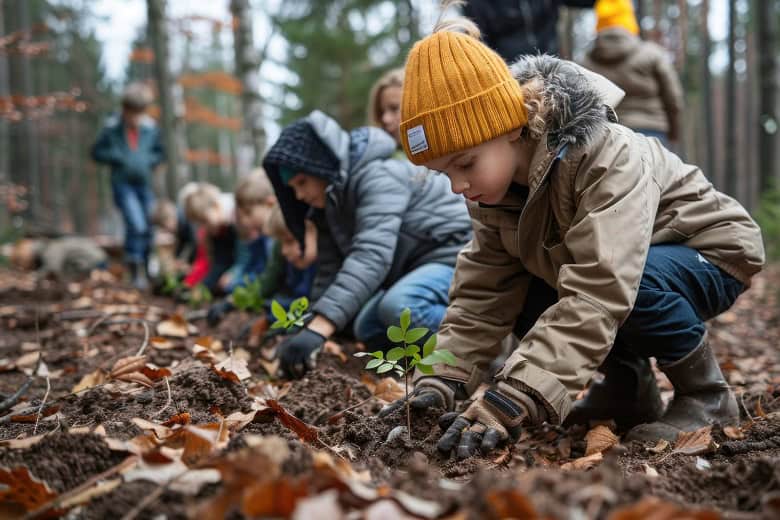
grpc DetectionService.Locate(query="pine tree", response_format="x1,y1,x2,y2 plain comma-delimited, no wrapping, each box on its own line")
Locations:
271,0,419,129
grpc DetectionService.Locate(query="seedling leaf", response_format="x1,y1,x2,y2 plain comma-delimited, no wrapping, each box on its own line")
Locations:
400,308,411,333
387,326,404,343
405,328,427,344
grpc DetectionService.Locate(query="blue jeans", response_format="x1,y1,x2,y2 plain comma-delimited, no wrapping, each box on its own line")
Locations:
513,245,745,365
353,263,454,342
112,180,154,263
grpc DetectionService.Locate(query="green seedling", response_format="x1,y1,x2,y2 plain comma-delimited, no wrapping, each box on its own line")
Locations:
188,283,213,309
161,272,183,295
355,307,458,439
270,296,310,330
232,276,264,313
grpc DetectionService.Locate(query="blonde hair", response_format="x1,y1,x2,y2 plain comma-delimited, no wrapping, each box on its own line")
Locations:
518,77,549,140
367,68,404,128
183,182,220,223
263,204,289,241
433,1,481,39
235,168,274,211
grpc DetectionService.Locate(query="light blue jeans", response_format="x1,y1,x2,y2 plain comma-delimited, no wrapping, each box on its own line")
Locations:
353,263,454,343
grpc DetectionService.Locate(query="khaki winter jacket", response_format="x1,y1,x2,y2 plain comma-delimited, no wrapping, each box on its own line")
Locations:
582,28,684,140
431,56,764,425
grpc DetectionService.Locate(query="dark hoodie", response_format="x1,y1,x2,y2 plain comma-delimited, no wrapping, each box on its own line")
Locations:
263,111,472,331
582,28,684,139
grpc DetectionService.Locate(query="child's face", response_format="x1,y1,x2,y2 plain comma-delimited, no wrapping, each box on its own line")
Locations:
424,129,529,205
288,173,328,209
237,200,274,240
379,85,402,144
281,224,317,270
195,203,225,234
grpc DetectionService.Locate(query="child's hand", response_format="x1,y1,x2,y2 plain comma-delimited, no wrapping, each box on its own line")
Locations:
218,272,233,290
437,383,540,459
278,328,325,379
378,376,463,417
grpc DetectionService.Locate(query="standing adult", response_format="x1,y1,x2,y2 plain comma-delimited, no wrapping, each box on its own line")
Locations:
462,0,596,62
91,82,165,289
582,0,684,147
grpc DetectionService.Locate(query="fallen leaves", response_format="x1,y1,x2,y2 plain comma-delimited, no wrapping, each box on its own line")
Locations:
157,314,196,338
560,452,604,471
485,489,538,518
672,426,718,456
585,425,619,456
0,465,58,513
265,399,319,443
607,496,720,519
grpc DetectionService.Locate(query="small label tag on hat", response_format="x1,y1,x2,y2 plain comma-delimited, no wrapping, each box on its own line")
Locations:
407,125,429,155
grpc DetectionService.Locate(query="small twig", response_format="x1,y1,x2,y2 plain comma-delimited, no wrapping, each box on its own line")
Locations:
89,317,151,356
33,375,51,435
739,391,754,422
152,377,172,418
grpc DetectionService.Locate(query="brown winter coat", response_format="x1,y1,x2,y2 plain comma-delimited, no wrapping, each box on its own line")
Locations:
430,56,764,425
582,28,684,140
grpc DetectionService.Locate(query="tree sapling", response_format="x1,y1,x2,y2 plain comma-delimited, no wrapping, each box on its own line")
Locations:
355,307,458,439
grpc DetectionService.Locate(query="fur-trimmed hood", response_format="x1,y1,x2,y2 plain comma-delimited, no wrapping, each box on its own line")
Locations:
509,55,624,150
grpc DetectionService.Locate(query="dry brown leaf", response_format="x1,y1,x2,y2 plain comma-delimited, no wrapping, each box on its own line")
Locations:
560,452,603,471
241,479,310,517
673,426,717,456
585,425,619,456
131,417,175,440
110,355,147,378
372,377,405,402
0,434,46,449
149,337,177,350
755,396,767,418
607,496,720,520
139,365,172,381
0,465,58,512
192,344,217,363
485,490,538,519
162,413,191,427
259,358,280,377
647,439,670,454
115,372,154,388
215,358,251,381
72,369,108,393
267,400,319,443
195,336,223,352
10,406,60,423
723,425,746,440
157,315,189,338
643,464,659,478
323,341,347,362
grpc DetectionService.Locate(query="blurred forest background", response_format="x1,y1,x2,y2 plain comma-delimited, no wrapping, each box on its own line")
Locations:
0,0,778,252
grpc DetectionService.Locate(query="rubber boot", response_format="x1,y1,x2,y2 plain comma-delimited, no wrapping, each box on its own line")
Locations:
564,349,664,431
128,260,149,291
626,336,739,442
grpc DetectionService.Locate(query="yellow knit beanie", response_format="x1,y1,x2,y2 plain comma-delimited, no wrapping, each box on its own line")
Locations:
595,0,640,35
399,29,528,165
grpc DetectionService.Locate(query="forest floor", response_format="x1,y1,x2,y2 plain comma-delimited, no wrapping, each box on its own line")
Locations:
0,266,779,519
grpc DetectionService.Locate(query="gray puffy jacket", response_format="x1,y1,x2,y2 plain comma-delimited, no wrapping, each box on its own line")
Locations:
288,111,472,331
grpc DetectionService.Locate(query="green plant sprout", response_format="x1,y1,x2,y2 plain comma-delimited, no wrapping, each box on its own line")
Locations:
188,283,213,309
161,272,183,296
270,296,310,330
231,276,264,313
355,307,458,439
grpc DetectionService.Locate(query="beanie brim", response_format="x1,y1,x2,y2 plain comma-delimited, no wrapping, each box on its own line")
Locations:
400,78,528,165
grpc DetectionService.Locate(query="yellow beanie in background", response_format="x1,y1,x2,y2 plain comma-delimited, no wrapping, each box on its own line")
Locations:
399,30,528,165
595,0,640,35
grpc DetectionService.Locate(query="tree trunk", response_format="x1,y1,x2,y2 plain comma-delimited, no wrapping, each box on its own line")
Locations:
701,0,715,180
230,0,266,177
757,0,779,193
725,0,738,197
16,0,40,223
147,0,181,198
